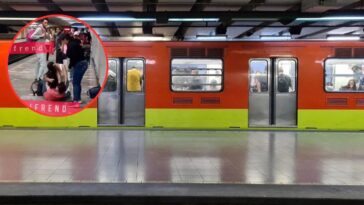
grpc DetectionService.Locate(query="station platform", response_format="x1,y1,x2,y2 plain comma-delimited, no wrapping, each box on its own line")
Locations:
8,54,97,106
0,129,363,204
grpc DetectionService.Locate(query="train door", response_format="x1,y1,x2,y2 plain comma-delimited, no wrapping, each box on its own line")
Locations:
248,58,297,127
98,58,145,126
123,58,145,126
98,58,120,125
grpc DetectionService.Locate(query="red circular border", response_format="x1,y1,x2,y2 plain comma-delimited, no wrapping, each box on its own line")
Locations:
6,14,109,117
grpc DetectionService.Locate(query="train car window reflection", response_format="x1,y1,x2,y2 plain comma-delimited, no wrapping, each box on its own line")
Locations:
171,59,223,92
126,59,144,92
104,59,117,92
325,59,364,92
249,60,268,93
277,60,296,93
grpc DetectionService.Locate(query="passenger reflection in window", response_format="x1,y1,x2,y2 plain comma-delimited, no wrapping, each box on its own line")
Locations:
340,79,357,91
127,67,142,92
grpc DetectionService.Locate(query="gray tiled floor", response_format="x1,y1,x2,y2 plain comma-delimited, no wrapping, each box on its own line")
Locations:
0,129,363,185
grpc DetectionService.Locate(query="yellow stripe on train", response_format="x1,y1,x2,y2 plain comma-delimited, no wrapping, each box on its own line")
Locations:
0,108,97,128
1,108,364,130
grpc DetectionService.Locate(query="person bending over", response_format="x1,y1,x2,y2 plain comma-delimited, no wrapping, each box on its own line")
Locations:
43,62,69,101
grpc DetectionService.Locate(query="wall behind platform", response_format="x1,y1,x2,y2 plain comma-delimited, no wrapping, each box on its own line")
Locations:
90,32,106,85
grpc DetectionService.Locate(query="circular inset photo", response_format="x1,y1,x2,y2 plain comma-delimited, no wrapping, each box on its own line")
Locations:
7,15,108,116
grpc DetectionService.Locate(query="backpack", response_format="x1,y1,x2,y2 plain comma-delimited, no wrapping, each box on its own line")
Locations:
278,75,290,92
26,29,36,42
31,79,44,96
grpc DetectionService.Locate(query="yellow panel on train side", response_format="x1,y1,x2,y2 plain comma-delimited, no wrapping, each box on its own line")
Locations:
146,108,248,129
0,108,97,128
298,109,364,130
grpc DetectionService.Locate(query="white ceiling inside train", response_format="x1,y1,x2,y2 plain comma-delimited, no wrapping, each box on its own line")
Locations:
0,0,363,41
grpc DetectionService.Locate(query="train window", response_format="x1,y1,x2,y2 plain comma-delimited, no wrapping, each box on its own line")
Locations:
126,59,144,92
104,59,117,92
325,59,364,92
171,59,223,92
249,60,268,93
277,59,296,93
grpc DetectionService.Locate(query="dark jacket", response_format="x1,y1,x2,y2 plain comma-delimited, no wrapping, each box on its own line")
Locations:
66,38,85,68
278,74,292,92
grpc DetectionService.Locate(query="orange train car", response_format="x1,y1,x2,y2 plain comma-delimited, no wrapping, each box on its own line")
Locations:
1,40,364,130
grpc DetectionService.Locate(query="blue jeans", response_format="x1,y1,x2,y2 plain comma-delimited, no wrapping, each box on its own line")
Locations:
35,53,47,80
72,60,88,101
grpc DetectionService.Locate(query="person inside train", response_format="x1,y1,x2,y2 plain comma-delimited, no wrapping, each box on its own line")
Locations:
258,75,268,92
189,70,203,90
43,62,69,101
251,72,268,93
340,79,357,92
358,64,364,91
277,68,292,92
127,67,143,92
105,69,117,91
209,79,218,91
251,74,262,92
352,65,362,82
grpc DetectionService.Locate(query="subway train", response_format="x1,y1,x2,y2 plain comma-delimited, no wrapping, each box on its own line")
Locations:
1,40,364,130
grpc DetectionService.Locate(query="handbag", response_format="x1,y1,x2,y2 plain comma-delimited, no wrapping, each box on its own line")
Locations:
87,85,101,99
87,58,102,99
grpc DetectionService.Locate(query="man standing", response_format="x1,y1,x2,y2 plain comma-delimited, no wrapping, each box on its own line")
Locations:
30,18,49,81
66,32,88,103
127,67,142,92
